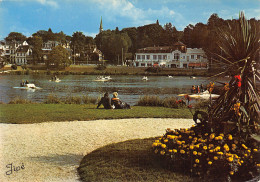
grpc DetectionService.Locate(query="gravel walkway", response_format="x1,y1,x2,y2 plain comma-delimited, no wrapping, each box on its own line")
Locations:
0,118,194,182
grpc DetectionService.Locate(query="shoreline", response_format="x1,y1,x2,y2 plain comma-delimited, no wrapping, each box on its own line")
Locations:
0,118,194,182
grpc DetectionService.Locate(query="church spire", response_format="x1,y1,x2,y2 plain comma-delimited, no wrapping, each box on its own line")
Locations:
99,16,103,33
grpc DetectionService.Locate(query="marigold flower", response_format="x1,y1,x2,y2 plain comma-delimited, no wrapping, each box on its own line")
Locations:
190,145,194,150
155,140,159,143
244,154,248,157
218,136,223,140
161,144,166,149
210,134,215,140
257,164,260,167
214,156,218,160
227,157,233,162
193,151,197,155
241,160,244,164
215,137,219,140
217,152,223,155
253,149,258,152
203,146,207,150
242,144,248,149
233,103,241,116
228,135,233,140
230,171,234,175
173,149,177,153
169,149,173,153
205,133,209,136
160,150,165,155
209,150,214,153
164,139,168,143
195,159,200,163
208,161,212,165
189,136,193,139
177,141,182,145
247,150,251,153
224,83,230,91
180,150,185,154
198,152,202,156
152,143,158,147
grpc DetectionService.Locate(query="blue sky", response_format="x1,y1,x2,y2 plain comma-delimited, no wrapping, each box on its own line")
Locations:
0,0,259,39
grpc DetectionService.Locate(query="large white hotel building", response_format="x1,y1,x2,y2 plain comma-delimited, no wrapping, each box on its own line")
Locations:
133,42,208,69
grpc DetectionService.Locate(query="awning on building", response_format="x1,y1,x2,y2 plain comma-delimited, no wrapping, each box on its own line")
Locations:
188,63,201,67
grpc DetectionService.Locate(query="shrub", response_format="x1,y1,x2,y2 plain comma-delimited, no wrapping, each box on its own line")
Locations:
145,67,161,73
64,95,82,104
162,97,186,108
8,97,33,104
137,95,163,106
82,95,97,104
44,94,62,104
95,64,106,70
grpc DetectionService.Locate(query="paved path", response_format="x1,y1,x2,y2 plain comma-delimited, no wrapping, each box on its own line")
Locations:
0,118,193,182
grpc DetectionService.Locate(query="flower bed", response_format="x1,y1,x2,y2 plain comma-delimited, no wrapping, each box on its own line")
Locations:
152,125,260,181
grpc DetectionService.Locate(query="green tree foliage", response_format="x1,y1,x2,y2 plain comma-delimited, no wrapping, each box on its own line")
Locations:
5,32,27,42
48,45,72,68
27,36,43,64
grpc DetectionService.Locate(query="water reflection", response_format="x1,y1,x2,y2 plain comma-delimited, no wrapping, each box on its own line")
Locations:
0,75,229,105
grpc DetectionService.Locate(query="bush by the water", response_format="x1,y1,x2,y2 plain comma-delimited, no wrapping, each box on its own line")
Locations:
44,94,97,104
8,97,33,104
138,95,186,108
95,64,106,70
145,67,161,73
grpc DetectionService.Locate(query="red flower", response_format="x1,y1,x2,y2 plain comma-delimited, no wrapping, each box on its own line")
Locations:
234,75,242,87
187,105,192,108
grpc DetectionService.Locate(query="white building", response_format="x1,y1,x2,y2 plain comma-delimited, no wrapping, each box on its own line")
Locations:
134,42,208,69
15,45,32,65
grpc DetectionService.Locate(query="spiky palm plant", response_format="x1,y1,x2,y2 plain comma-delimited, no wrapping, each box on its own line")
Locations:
208,12,260,141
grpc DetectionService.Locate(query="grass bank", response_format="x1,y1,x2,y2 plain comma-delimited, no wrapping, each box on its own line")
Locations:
0,104,193,124
77,138,196,182
5,65,213,76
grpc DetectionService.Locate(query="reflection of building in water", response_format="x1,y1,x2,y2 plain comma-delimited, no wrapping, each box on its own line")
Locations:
134,42,208,69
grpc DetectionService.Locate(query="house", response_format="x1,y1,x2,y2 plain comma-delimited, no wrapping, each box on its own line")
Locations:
15,45,32,65
134,42,208,69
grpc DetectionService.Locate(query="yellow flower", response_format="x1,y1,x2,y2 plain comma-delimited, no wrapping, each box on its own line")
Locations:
210,133,215,140
203,146,207,150
161,144,166,149
244,153,248,157
214,156,218,160
217,152,223,155
209,150,214,153
152,143,158,147
169,149,173,153
193,164,197,167
230,171,234,175
160,150,165,155
208,161,212,165
241,160,244,164
154,149,158,154
193,151,197,155
218,136,223,140
155,140,159,143
205,133,208,136
180,150,185,154
228,135,233,140
182,141,185,144
190,145,194,150
209,144,214,148
179,135,182,138
227,157,233,162
195,159,200,163
220,133,224,137
164,139,168,143
247,150,251,153
242,144,248,149
215,137,219,140
257,164,260,167
173,149,177,153
189,136,193,139
198,152,202,156
177,141,182,145
253,149,258,152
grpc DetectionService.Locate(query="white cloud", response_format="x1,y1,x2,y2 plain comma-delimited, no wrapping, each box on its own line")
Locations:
36,0,59,8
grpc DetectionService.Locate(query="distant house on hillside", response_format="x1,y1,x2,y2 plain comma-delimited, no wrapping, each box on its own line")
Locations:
15,45,32,65
134,42,208,69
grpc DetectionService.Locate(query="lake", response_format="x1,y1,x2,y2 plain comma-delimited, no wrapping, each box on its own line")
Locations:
0,75,228,105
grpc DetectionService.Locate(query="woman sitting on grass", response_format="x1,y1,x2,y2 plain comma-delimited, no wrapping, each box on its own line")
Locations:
111,92,131,109
96,92,112,109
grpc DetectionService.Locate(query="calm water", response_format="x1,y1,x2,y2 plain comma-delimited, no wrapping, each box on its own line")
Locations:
0,75,227,105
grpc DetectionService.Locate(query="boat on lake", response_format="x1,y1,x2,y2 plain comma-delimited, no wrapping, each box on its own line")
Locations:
142,76,148,81
49,78,61,82
94,76,112,81
13,83,41,90
179,90,220,100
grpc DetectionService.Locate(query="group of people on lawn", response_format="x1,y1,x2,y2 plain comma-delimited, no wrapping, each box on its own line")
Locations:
97,92,131,109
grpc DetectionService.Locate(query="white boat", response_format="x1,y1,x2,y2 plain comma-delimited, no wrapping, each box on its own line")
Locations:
13,83,41,90
188,90,220,99
94,76,111,82
49,78,61,82
168,75,173,78
142,76,148,81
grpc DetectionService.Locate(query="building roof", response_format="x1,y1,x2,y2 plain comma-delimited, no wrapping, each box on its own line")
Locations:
16,45,30,53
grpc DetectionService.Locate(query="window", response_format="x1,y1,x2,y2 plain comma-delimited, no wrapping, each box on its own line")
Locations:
183,56,185,59
197,55,200,59
163,55,167,59
141,63,145,67
158,55,162,60
153,55,157,60
142,55,145,60
174,53,180,60
146,55,150,59
191,55,194,59
137,55,141,59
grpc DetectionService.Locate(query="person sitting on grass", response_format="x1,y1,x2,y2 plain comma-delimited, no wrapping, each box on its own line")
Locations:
111,92,131,109
96,92,112,109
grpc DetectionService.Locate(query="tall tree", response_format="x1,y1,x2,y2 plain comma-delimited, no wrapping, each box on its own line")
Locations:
48,45,71,68
5,32,26,42
27,36,43,64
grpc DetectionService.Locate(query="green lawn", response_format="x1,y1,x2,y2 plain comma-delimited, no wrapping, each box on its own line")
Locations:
77,138,196,182
0,104,193,124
